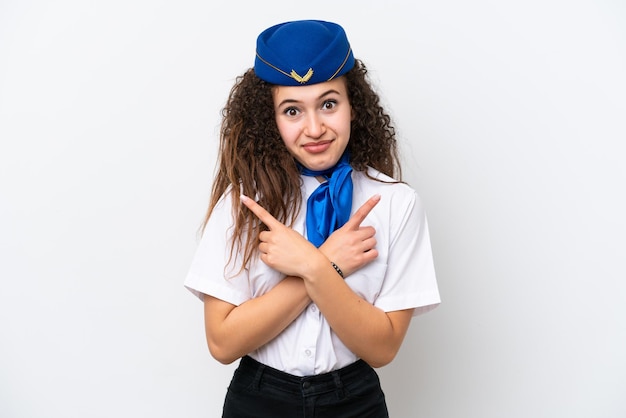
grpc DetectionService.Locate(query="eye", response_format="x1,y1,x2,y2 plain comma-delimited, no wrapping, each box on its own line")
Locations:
283,106,300,117
322,100,337,110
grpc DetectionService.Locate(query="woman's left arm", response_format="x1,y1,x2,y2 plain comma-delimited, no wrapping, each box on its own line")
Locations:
240,194,414,368
303,258,414,368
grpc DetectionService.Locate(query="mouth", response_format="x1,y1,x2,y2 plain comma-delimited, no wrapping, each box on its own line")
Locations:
302,140,333,154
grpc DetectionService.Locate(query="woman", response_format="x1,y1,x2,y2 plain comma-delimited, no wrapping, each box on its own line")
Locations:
185,19,440,417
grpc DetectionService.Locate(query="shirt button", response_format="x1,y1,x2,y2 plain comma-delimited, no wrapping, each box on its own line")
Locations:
304,349,312,357
310,305,317,312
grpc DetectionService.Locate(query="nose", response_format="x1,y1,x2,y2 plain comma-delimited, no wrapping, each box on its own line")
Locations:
304,113,325,138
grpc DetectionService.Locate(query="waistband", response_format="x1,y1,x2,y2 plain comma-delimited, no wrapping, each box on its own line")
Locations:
238,355,373,397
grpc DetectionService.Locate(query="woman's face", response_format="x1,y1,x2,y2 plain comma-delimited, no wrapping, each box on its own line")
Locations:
272,77,352,171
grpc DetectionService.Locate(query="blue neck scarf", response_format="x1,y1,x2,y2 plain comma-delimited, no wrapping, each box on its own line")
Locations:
299,153,353,247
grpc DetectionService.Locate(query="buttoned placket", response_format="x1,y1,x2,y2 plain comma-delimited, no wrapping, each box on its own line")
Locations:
300,302,322,373
299,176,328,374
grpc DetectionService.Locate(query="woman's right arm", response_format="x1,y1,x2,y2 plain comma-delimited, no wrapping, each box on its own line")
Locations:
203,275,310,364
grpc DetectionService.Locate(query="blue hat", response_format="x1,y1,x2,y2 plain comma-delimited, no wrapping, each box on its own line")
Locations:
254,20,355,86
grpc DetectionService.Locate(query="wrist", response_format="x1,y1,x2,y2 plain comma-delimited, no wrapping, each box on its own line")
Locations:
301,251,334,284
330,261,344,278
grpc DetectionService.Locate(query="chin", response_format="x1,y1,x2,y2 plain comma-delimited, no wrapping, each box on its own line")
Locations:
301,156,340,172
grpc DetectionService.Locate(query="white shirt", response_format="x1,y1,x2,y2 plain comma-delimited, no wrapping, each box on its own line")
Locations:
184,168,440,376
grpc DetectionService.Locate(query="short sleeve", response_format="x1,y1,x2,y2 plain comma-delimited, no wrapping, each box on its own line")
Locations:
183,194,252,306
373,190,441,315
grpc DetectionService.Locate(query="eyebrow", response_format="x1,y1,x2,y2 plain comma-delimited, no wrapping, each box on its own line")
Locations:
276,89,342,108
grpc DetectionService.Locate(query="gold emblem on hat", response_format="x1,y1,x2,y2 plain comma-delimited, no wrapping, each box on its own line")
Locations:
290,68,314,83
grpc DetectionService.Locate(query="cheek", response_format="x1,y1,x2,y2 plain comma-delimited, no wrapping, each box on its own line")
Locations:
340,112,353,137
276,121,299,146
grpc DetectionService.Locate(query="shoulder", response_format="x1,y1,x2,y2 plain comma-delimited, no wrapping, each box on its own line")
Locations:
206,187,237,228
352,167,418,200
352,167,427,224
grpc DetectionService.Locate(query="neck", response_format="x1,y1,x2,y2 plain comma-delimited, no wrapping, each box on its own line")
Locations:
299,152,350,177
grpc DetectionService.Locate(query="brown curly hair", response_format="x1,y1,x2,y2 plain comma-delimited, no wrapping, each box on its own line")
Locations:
203,59,401,272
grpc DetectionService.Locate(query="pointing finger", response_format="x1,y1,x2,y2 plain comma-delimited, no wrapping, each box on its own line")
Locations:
345,194,381,229
240,195,281,230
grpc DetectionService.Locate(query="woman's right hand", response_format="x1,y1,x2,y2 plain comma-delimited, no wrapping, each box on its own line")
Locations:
319,194,380,277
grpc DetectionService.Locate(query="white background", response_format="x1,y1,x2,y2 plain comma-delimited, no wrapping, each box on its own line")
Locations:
1,1,625,417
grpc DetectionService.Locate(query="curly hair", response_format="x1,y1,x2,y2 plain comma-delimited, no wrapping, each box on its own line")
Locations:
203,59,401,272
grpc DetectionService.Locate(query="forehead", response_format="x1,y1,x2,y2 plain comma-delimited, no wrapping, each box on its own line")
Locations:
272,77,348,104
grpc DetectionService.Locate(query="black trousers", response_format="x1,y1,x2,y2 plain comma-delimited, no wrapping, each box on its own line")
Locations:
222,355,389,418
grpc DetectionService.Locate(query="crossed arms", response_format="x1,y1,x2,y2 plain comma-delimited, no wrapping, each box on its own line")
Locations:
203,194,414,368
